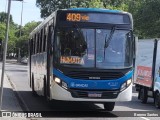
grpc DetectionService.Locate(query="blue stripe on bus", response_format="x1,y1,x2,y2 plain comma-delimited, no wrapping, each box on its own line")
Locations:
68,8,121,13
53,68,133,90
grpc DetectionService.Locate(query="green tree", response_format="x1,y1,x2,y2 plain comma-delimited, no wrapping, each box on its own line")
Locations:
36,0,158,39
0,12,20,56
36,0,72,18
0,22,18,55
0,23,6,41
16,21,40,57
36,0,134,18
0,12,40,57
70,0,90,8
133,0,160,38
89,0,103,8
0,12,14,24
102,0,132,11
36,0,105,18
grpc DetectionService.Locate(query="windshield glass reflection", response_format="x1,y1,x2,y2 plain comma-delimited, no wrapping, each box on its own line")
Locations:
96,30,132,68
55,28,132,69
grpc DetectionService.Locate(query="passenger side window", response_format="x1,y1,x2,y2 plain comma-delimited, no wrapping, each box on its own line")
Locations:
37,33,40,53
43,26,47,52
34,34,36,54
39,29,43,53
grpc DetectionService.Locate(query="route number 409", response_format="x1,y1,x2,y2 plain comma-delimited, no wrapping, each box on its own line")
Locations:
66,13,81,21
66,13,89,22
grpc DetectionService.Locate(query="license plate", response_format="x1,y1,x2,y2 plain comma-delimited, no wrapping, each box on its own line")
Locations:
88,92,102,98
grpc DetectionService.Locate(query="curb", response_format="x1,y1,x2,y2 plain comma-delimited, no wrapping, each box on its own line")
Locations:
6,75,30,112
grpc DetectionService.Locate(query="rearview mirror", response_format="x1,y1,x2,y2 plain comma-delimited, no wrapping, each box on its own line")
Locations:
133,35,138,59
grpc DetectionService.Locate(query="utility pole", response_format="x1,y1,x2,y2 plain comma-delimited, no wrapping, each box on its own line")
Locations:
18,0,23,62
19,0,23,37
0,0,12,111
0,39,2,61
17,48,21,62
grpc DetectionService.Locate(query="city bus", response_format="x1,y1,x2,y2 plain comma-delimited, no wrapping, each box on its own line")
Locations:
28,8,135,111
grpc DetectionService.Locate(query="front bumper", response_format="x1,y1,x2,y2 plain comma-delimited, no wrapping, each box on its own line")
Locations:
50,82,132,102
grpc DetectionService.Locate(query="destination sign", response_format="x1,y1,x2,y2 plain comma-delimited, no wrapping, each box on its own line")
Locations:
60,56,84,64
59,11,130,24
66,13,89,22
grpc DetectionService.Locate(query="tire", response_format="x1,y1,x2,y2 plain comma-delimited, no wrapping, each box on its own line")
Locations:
103,102,115,111
44,76,52,105
31,74,38,96
154,92,160,109
43,76,47,98
139,88,148,103
43,76,49,101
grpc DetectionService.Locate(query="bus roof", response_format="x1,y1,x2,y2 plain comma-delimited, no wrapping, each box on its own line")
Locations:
30,8,130,37
68,8,122,13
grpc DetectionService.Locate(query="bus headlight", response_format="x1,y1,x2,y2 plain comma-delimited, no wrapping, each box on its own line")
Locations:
127,79,132,85
54,77,68,90
120,79,132,91
55,77,61,84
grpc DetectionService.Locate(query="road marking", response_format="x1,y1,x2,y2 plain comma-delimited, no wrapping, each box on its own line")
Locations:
140,117,150,120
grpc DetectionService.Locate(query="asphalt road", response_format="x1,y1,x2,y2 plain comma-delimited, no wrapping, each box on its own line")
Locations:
1,62,160,120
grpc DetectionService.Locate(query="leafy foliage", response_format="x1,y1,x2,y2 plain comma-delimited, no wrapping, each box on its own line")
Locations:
16,21,40,57
36,0,71,18
0,23,6,41
36,0,105,18
133,0,160,38
0,11,40,57
89,0,103,8
0,12,14,24
0,20,18,55
36,0,160,38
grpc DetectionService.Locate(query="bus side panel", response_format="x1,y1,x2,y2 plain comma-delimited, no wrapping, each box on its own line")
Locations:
31,55,37,90
28,40,31,88
31,53,47,95
154,41,160,93
135,40,154,87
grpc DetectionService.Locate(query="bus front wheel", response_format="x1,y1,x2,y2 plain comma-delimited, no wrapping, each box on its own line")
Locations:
32,74,38,96
103,102,115,111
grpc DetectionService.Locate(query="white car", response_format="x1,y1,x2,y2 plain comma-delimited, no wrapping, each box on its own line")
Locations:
21,57,28,64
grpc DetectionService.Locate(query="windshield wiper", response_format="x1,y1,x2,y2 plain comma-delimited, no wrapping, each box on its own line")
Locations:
73,24,87,56
104,26,116,48
104,27,116,60
86,32,88,56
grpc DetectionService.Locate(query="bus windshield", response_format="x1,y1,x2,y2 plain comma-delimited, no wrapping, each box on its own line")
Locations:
55,27,133,69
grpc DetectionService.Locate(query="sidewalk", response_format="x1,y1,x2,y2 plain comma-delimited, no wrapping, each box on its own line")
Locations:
6,59,18,64
0,63,26,119
6,59,27,65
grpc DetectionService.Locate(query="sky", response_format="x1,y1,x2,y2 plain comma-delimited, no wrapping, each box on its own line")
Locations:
0,0,43,26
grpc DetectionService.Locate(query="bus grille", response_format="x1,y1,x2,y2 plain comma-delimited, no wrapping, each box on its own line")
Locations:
70,89,119,99
65,71,124,80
